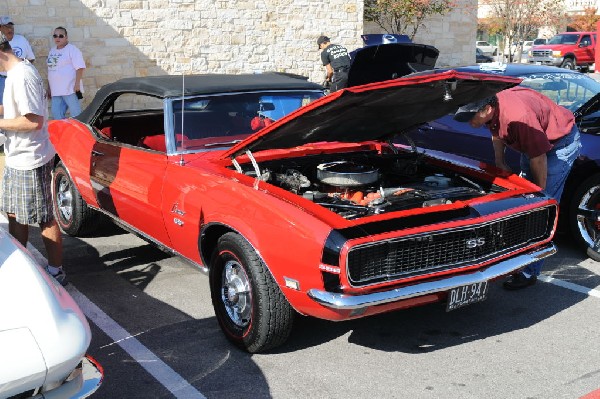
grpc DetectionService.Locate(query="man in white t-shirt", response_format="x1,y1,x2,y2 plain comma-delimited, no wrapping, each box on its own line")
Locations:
0,32,66,285
0,16,35,106
47,26,86,120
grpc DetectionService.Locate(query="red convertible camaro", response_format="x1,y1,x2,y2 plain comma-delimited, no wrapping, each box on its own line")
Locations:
49,71,558,353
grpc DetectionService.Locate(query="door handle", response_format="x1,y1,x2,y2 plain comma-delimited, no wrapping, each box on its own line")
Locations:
91,150,104,156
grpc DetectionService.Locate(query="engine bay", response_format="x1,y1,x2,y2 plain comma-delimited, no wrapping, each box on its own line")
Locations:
240,150,504,220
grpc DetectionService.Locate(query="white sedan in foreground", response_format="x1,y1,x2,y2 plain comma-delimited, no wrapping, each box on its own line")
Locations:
0,227,103,398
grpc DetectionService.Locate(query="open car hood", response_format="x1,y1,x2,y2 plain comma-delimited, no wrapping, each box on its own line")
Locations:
223,70,521,159
347,43,439,87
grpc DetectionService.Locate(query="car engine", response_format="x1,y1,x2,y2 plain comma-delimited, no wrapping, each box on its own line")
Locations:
242,151,501,220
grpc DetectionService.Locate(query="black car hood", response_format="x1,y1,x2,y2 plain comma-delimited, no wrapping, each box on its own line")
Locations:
575,92,600,120
575,92,600,134
223,70,521,159
347,43,439,87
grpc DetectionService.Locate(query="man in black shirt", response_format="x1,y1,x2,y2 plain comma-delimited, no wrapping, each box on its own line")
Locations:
317,35,351,92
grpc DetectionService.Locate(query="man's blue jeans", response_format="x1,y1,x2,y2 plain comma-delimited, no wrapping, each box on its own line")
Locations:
519,125,581,276
0,76,5,105
51,93,82,120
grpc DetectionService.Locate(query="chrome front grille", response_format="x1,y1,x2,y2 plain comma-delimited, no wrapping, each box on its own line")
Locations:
531,49,552,57
346,207,554,286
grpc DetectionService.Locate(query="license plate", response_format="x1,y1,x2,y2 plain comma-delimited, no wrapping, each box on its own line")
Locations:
535,61,542,65
446,281,489,311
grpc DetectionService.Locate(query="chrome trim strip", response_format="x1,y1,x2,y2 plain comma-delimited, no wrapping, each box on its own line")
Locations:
90,205,212,273
308,243,556,310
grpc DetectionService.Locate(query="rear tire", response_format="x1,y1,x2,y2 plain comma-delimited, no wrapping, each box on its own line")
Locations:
209,232,294,353
52,162,99,236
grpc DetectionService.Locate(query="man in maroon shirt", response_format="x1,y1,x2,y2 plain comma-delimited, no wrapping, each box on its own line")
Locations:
455,86,581,290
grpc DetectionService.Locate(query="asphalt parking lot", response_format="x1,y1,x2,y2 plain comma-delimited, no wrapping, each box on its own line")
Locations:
12,218,600,399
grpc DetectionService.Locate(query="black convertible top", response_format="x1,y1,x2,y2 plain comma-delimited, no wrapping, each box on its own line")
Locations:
76,72,323,123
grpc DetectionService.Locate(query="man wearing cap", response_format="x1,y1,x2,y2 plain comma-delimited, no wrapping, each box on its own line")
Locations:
0,16,35,105
317,35,351,92
0,32,65,285
454,86,581,290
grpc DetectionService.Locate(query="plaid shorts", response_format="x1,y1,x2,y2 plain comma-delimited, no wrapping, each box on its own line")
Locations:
1,161,55,225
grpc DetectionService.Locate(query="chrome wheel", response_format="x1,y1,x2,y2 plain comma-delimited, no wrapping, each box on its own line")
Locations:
52,161,99,236
574,184,600,248
56,174,74,223
220,260,252,328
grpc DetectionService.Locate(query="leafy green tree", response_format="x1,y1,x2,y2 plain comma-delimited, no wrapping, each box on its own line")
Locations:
364,0,454,40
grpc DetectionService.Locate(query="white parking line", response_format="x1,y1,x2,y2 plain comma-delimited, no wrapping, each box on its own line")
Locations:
538,275,600,299
67,286,207,399
0,216,206,399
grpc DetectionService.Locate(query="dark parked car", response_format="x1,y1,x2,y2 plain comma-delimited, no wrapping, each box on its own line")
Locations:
400,63,600,255
347,34,439,87
476,48,493,63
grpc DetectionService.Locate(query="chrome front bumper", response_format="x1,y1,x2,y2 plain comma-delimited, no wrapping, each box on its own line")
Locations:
35,355,103,399
307,243,556,310
528,57,562,66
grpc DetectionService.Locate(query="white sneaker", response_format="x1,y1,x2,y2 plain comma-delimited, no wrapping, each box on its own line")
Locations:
46,266,68,286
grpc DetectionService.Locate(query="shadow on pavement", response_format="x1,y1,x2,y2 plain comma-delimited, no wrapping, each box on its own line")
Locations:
24,220,597,389
25,224,274,399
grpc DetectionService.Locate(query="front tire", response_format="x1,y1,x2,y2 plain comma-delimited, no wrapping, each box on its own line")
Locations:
568,174,600,257
561,58,575,69
53,162,99,236
209,232,294,353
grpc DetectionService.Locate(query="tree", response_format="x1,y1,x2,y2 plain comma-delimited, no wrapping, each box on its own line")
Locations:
364,0,454,40
569,7,600,32
480,0,566,61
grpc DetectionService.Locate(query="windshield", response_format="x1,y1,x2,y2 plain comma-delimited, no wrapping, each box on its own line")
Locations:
170,90,323,152
518,72,600,112
548,34,580,45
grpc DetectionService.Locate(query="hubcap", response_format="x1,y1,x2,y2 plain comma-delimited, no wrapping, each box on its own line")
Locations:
576,184,600,247
221,260,251,328
56,175,73,222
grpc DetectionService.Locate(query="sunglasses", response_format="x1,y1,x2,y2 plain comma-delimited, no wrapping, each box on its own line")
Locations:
52,34,65,38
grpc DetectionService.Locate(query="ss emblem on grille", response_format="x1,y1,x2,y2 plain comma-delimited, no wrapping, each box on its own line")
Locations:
466,237,485,249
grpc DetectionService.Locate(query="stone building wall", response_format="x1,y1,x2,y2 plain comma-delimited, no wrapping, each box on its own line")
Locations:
364,0,478,67
5,0,476,107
